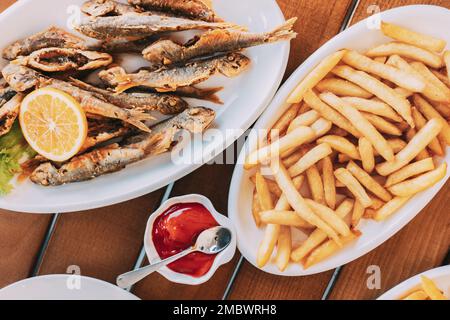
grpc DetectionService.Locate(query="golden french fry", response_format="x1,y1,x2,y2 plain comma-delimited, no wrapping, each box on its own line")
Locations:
270,161,341,244
431,69,450,87
334,168,373,208
319,92,394,161
445,51,450,82
388,163,447,197
336,198,355,217
411,107,444,156
373,56,387,64
329,126,349,137
347,161,392,202
287,110,320,133
287,50,347,103
251,175,282,197
260,210,314,228
245,126,315,169
420,275,447,300
275,226,291,271
255,172,274,212
413,94,450,145
321,156,336,209
340,138,406,163
359,137,375,173
406,127,431,161
410,62,450,103
432,102,450,119
342,97,402,122
306,164,325,205
303,231,360,269
269,103,301,142
316,78,373,98
342,50,425,92
282,148,307,167
380,21,447,52
369,196,385,210
361,112,402,136
288,143,332,177
335,179,346,187
366,42,443,69
310,118,333,139
304,90,362,137
376,118,443,176
332,65,414,127
402,290,428,300
317,135,360,160
374,196,412,221
298,102,311,114
252,191,262,227
385,158,435,187
351,200,365,229
305,199,351,236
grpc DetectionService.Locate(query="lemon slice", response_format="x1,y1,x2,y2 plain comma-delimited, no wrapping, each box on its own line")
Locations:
19,88,87,162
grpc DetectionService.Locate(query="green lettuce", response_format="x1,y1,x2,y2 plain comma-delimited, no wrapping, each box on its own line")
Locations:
0,122,36,195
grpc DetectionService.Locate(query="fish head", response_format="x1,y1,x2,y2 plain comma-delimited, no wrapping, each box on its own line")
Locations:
142,39,182,66
217,53,251,77
1,63,41,92
82,0,116,17
179,107,216,133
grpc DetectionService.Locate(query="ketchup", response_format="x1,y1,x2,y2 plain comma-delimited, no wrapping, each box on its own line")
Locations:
152,202,219,277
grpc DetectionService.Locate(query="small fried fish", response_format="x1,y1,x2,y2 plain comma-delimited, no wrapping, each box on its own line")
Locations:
82,0,140,16
2,26,86,60
0,94,23,137
143,18,297,68
112,52,250,92
15,48,113,72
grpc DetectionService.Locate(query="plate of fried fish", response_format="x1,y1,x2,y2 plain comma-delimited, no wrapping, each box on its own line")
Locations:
0,0,295,213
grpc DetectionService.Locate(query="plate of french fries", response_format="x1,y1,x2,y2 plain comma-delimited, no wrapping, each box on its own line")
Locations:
228,5,450,275
378,265,449,300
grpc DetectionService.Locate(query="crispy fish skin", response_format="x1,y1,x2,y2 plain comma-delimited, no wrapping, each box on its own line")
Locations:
75,13,238,40
1,64,152,132
143,18,297,68
112,52,250,92
80,124,130,153
2,26,86,60
0,85,17,108
30,107,215,186
70,78,188,114
15,48,113,72
0,94,23,137
129,0,220,22
82,0,140,16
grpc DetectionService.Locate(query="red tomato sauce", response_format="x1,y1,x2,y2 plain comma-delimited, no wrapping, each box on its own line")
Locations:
152,202,219,277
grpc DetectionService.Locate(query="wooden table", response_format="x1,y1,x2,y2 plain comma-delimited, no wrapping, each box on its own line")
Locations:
0,0,449,300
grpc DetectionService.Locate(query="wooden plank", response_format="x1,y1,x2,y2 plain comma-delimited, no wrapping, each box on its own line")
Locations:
227,0,355,300
328,0,450,300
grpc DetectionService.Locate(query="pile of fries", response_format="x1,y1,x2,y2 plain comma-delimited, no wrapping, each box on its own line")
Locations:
245,21,449,271
401,276,448,300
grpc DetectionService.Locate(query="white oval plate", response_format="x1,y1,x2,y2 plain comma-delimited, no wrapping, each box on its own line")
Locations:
228,5,450,276
0,275,139,300
0,0,289,213
378,265,450,300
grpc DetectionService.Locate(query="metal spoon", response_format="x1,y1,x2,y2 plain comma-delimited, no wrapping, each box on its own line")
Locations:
116,226,232,289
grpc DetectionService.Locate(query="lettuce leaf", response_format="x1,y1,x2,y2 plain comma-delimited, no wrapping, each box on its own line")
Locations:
0,122,36,195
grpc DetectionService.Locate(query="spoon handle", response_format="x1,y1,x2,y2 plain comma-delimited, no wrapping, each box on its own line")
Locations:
116,248,194,289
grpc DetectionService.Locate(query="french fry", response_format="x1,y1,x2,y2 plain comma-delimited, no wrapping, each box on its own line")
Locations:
359,137,375,173
339,138,407,163
270,161,341,244
385,158,435,187
431,69,450,87
363,208,377,219
287,110,320,133
413,94,450,145
321,156,336,209
369,196,385,210
269,103,301,142
374,196,412,221
411,107,444,156
252,191,262,227
380,21,447,53
373,56,387,64
388,163,447,197
361,112,402,136
319,92,394,161
287,50,347,103
310,118,333,138
275,226,291,271
304,90,362,137
432,102,450,119
445,51,450,82
316,78,373,98
303,231,360,269
298,102,311,114
245,126,315,169
332,65,414,127
351,200,365,229
387,55,449,103
366,42,443,69
260,210,314,228
406,127,431,161
420,275,447,300
305,199,351,236
334,168,373,208
335,179,345,187
255,172,274,212
306,164,325,204
347,161,392,202
251,175,282,197
288,143,332,177
342,96,403,122
402,290,428,300
317,135,360,159
376,118,443,176
410,62,450,103
290,199,354,262
329,126,349,137
342,50,425,92
282,148,307,167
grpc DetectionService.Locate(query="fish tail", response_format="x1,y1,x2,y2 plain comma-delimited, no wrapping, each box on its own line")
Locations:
127,110,155,132
112,74,139,94
267,18,298,42
195,86,224,104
